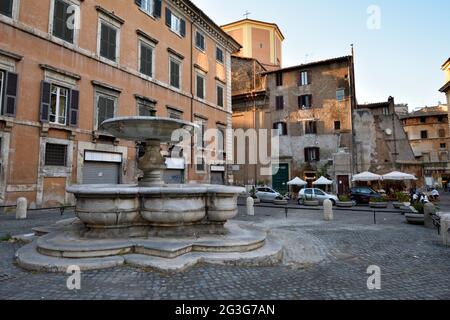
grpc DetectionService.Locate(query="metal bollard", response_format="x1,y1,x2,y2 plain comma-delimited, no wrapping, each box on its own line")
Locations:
246,197,255,216
16,197,27,220
323,199,333,221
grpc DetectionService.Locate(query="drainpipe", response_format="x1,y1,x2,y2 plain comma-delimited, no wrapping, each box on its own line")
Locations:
190,17,195,177
349,46,357,174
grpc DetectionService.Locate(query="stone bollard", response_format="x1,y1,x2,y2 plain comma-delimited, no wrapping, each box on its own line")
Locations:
16,197,28,220
323,199,333,221
246,197,255,216
424,203,436,229
441,214,450,247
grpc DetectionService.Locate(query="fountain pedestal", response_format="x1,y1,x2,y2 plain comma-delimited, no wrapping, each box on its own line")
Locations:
138,139,166,186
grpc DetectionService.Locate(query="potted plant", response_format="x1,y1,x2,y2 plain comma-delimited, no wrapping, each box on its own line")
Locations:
369,196,388,209
393,192,410,209
303,193,319,207
273,195,288,205
249,186,261,204
336,195,354,208
405,203,425,225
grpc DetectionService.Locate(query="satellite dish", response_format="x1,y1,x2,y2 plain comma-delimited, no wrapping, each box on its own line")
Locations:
385,128,393,136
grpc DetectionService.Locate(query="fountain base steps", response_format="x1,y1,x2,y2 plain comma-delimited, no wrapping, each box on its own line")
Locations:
16,220,283,273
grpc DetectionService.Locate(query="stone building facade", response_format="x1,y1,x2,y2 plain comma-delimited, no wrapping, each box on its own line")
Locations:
0,0,240,207
264,56,356,194
354,97,423,183
221,19,284,71
401,105,450,188
230,56,270,187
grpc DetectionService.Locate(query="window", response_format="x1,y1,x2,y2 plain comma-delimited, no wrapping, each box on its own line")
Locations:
52,0,75,43
166,8,185,37
276,72,283,87
196,73,205,100
438,116,445,123
216,47,224,63
305,147,320,162
169,57,181,89
299,71,309,86
50,84,69,125
45,143,67,166
139,41,154,77
421,130,428,139
334,121,341,131
195,31,205,51
275,96,284,110
383,107,390,116
420,117,426,124
336,89,345,102
0,71,4,115
216,85,224,108
140,0,153,15
273,122,287,136
305,121,317,134
99,21,118,62
168,109,182,120
97,95,116,129
439,129,446,138
298,95,313,109
441,143,447,149
0,0,13,18
137,99,155,116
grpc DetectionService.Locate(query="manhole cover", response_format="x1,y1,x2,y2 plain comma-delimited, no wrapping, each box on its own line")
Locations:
0,273,16,282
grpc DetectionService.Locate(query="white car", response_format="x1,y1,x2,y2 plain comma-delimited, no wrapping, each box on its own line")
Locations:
298,188,338,205
255,187,282,202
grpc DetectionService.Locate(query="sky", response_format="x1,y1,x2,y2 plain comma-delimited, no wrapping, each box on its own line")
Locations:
192,0,450,110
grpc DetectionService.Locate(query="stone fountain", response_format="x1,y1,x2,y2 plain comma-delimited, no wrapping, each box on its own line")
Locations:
16,117,282,272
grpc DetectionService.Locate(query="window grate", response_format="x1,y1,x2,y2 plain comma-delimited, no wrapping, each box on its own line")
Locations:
45,143,67,166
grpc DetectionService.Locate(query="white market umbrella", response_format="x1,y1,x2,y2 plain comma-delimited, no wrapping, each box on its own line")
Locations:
382,171,417,181
313,176,333,185
352,171,382,182
287,177,308,186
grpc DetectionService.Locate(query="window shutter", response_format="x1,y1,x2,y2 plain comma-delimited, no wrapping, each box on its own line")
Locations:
3,71,18,117
298,95,302,108
297,72,302,86
154,0,162,18
165,8,171,27
180,19,186,37
308,71,312,85
309,95,313,108
315,148,320,161
40,81,51,122
109,27,117,61
68,89,79,126
304,148,309,162
135,0,142,7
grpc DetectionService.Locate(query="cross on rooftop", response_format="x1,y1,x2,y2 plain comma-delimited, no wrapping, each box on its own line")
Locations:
244,10,251,19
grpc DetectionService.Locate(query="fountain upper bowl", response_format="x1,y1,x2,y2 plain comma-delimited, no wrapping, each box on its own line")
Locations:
100,116,199,142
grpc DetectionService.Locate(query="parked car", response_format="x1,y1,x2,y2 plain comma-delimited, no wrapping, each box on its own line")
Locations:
350,187,382,204
298,188,339,205
255,187,282,202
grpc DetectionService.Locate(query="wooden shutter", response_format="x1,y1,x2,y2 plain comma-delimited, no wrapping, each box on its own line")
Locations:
180,19,186,37
135,0,142,6
304,148,309,162
154,0,162,18
308,71,312,85
315,147,320,161
3,71,18,117
165,7,171,27
68,89,79,126
40,81,51,122
108,27,117,61
308,95,313,108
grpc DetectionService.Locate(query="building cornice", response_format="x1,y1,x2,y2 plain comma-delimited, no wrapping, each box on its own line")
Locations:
171,0,241,53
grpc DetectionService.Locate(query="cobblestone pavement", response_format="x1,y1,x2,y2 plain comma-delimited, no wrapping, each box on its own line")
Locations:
0,201,449,300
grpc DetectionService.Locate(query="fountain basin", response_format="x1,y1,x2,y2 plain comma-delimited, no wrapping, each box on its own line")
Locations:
67,184,246,231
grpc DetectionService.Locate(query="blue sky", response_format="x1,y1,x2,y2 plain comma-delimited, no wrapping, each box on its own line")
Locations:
192,0,450,110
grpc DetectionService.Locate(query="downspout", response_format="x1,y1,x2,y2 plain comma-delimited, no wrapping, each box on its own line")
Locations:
190,17,195,176
349,46,358,174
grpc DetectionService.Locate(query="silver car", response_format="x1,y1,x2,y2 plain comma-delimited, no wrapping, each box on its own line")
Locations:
298,188,338,205
255,187,282,202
